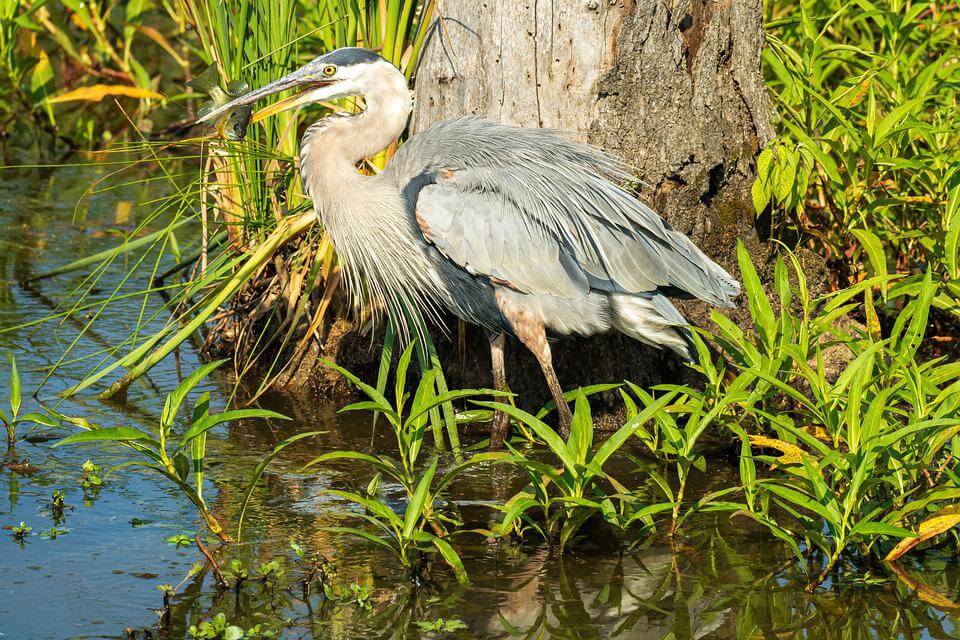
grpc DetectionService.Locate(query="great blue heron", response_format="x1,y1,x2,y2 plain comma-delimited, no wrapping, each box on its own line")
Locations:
199,47,739,447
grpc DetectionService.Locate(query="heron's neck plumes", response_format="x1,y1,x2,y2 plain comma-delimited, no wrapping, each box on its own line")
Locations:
297,62,440,337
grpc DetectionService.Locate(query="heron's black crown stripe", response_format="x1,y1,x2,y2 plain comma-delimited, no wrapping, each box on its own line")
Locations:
320,47,382,67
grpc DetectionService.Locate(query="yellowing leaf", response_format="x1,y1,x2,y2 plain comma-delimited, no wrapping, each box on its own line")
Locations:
885,505,960,562
884,504,960,562
48,85,162,104
748,434,810,468
799,424,831,443
114,201,133,225
864,287,881,340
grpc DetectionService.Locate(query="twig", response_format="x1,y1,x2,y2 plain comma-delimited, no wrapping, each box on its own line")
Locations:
195,533,229,589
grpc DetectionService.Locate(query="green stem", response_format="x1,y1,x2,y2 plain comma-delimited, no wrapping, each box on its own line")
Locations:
98,213,315,400
808,546,842,592
669,464,689,537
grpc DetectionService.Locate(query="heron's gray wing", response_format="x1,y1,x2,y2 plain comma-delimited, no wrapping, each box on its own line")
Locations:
415,184,591,298
390,117,739,307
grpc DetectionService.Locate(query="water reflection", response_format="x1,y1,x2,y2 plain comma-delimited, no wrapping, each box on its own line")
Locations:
129,521,960,639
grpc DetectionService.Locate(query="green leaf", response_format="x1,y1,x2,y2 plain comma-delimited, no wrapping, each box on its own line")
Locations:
568,391,593,466
849,520,915,539
765,482,836,524
320,527,399,555
435,451,512,494
54,427,156,447
395,339,417,415
757,147,775,182
593,390,678,469
173,451,190,482
179,409,288,449
9,355,20,421
737,241,776,349
850,228,888,297
161,360,225,428
404,457,438,538
946,180,960,279
302,450,405,484
405,388,500,427
322,358,392,408
238,431,325,542
326,490,404,528
476,401,577,474
428,535,469,584
17,412,58,427
874,96,925,144
535,383,621,419
223,627,244,640
773,147,797,202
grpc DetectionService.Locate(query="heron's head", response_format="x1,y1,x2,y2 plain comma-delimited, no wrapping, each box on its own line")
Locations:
195,47,403,126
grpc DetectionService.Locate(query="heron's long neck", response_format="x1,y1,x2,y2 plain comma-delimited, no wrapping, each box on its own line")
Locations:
297,69,442,330
299,70,411,213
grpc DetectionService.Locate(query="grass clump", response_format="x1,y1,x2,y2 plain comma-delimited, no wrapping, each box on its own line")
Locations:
759,0,960,316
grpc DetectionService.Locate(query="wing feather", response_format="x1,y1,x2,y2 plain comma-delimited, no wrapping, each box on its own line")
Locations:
391,117,739,306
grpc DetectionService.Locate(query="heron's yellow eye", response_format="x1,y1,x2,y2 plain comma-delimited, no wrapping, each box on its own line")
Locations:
322,65,337,77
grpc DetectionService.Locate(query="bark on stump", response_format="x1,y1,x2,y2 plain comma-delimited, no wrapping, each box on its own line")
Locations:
412,0,788,412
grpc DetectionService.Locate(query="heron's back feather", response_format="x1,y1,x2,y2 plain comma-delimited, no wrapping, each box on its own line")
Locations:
389,117,740,308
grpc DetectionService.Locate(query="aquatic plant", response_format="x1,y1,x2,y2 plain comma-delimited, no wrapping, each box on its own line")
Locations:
668,245,960,588
188,612,246,640
39,526,69,539
323,582,375,610
309,343,504,489
304,342,509,583
0,354,56,449
480,391,677,550
626,370,750,537
54,360,288,541
10,520,30,541
414,617,468,632
79,459,103,491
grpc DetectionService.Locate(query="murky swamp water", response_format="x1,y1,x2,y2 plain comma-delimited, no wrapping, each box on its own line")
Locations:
1,161,959,639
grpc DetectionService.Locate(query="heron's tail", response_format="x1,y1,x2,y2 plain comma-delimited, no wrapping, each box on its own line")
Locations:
608,292,694,361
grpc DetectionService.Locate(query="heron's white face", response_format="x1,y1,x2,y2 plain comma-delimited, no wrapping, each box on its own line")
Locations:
194,51,400,125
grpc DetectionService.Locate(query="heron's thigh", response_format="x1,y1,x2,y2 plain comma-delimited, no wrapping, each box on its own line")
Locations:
494,289,550,361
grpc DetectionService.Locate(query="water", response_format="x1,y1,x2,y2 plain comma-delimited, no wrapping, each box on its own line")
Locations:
0,160,958,639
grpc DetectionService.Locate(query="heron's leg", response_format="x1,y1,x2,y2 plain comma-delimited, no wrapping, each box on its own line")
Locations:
488,332,511,449
534,343,573,440
495,291,572,439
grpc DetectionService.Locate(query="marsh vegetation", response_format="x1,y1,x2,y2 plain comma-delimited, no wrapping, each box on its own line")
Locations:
1,0,960,638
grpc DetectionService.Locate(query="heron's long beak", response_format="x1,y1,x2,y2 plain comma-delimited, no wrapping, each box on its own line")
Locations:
195,69,336,125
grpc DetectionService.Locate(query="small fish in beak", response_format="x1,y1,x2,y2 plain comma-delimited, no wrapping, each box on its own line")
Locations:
187,65,253,141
